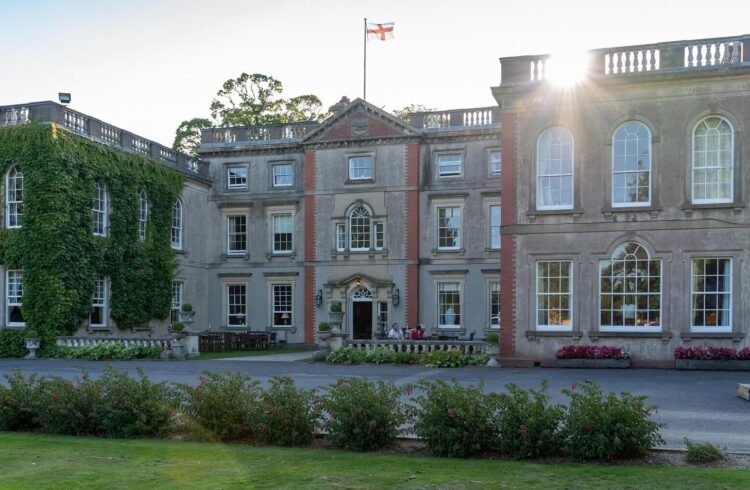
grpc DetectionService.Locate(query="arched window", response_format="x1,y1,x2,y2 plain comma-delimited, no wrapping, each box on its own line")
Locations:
693,116,733,203
92,181,108,236
138,190,148,241
599,242,661,331
5,166,23,228
537,127,574,210
612,122,651,206
171,199,183,250
349,206,371,251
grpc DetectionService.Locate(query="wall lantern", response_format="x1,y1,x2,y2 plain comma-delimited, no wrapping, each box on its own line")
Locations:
313,289,323,309
391,288,400,307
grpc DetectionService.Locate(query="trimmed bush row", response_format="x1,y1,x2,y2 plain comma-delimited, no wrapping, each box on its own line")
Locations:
51,343,163,360
556,344,630,360
327,346,489,367
0,369,663,461
674,346,750,360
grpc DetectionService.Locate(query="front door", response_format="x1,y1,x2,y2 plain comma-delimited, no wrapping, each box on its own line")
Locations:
352,301,373,340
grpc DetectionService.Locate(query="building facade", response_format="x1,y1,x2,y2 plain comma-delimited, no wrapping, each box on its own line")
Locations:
495,34,750,365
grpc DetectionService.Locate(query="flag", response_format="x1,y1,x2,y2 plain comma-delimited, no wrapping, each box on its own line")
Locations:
366,22,394,41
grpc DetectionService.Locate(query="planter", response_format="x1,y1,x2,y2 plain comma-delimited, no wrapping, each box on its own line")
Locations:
318,331,331,341
675,359,750,371
555,358,631,369
329,311,343,325
24,338,41,359
485,344,500,366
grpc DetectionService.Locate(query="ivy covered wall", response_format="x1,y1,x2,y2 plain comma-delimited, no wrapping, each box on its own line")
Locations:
0,123,183,342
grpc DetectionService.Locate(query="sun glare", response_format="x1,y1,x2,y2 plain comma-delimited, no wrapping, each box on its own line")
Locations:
546,51,590,86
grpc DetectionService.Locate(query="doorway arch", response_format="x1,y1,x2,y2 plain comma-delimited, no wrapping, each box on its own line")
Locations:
350,286,374,340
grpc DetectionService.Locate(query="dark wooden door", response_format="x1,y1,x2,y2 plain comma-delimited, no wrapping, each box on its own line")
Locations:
352,302,373,340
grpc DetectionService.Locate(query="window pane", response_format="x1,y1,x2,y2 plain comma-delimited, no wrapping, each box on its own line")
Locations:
691,258,731,329
227,284,247,326
348,156,372,180
438,154,462,176
536,261,572,328
349,207,371,250
537,127,573,209
273,284,293,326
438,282,461,327
693,117,733,203
272,164,293,187
489,205,501,249
612,122,651,206
489,151,501,175
228,216,247,253
228,167,248,189
273,214,293,253
437,206,461,249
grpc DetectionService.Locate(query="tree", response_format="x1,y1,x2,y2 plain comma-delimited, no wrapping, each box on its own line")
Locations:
174,73,328,155
172,118,212,156
392,104,436,125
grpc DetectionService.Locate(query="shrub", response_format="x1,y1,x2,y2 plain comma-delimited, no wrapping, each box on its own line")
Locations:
556,344,630,360
485,332,499,344
563,380,663,461
181,303,194,313
171,321,185,332
391,351,419,364
412,379,499,457
326,346,366,364
179,371,260,441
496,382,565,458
257,377,320,447
684,438,727,464
35,372,99,435
53,343,162,360
0,329,26,358
0,369,43,431
318,322,331,332
675,346,750,360
421,350,488,368
365,347,395,364
24,330,39,339
322,378,407,451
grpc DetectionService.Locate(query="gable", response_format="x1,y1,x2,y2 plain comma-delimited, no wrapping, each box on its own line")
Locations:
303,99,419,143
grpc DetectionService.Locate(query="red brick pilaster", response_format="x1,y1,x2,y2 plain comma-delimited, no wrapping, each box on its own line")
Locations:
303,150,317,344
499,113,517,359
404,143,420,328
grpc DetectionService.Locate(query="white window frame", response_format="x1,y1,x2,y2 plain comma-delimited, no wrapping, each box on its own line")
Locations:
348,206,372,251
348,155,373,181
691,258,732,333
227,165,248,190
437,153,462,177
436,204,462,251
226,215,248,255
5,166,23,229
171,281,184,324
272,162,294,188
535,260,573,331
536,126,574,211
612,121,652,207
138,190,148,241
335,223,346,252
225,282,248,327
90,275,108,328
374,220,385,251
488,203,501,250
488,280,500,329
92,181,108,237
436,281,463,329
269,207,294,255
270,282,294,327
6,269,24,327
692,116,734,204
171,198,183,250
599,243,662,333
489,150,502,176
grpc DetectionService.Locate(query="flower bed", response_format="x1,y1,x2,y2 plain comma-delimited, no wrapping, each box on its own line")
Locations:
555,345,631,368
674,346,750,371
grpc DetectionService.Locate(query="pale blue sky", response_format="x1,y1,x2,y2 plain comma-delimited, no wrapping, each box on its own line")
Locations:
1,0,748,144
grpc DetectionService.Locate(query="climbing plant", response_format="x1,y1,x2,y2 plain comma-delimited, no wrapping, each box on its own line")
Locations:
0,123,183,348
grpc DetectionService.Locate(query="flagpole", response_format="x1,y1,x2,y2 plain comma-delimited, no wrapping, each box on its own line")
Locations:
363,17,367,101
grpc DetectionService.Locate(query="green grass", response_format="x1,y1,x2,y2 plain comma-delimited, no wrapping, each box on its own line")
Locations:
1,432,748,489
196,347,311,360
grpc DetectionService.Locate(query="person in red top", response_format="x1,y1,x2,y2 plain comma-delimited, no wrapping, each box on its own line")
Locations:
410,324,425,340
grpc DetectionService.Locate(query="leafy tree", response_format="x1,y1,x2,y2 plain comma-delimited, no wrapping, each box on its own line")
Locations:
392,104,436,124
173,73,328,155
172,118,211,157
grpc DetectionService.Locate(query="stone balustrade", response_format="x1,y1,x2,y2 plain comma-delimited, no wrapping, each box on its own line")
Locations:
345,339,488,354
56,336,172,350
202,121,320,146
408,107,500,131
500,34,749,84
0,101,211,181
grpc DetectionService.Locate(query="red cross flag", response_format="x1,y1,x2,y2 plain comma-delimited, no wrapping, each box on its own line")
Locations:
366,22,394,41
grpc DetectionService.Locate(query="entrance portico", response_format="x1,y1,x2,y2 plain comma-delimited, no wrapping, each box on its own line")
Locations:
323,273,396,340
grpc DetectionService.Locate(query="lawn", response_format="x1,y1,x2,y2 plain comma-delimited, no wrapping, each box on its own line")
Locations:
196,347,312,360
1,432,749,489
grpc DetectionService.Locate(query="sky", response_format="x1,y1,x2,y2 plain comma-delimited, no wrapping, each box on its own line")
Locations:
1,0,749,146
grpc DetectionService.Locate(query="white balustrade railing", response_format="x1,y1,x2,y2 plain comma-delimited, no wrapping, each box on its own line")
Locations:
63,110,87,134
55,336,172,350
345,339,488,354
159,148,176,165
132,137,150,155
248,127,270,140
0,107,30,126
530,57,549,81
100,125,120,146
281,124,308,139
463,109,493,126
604,48,660,74
684,40,743,67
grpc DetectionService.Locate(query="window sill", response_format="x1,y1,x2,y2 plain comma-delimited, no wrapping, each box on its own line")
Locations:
330,249,389,259
679,331,744,342
173,249,187,255
432,248,466,255
526,330,583,340
268,325,297,333
602,206,662,215
88,326,113,332
432,327,466,336
484,247,501,254
681,202,745,213
266,251,296,259
527,209,582,220
345,178,374,185
222,253,249,260
589,331,672,341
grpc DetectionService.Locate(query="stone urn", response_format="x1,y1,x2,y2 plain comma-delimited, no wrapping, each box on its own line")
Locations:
179,304,196,332
24,334,41,359
485,333,500,366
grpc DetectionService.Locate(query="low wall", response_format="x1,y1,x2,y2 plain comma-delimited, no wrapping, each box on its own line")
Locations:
345,339,487,354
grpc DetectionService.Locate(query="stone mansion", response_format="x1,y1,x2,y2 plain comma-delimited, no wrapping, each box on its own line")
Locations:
1,33,749,364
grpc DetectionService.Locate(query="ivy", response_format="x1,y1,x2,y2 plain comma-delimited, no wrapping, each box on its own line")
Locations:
0,123,183,348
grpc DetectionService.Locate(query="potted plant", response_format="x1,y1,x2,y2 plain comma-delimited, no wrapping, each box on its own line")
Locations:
24,329,41,359
554,344,631,368
485,331,500,366
318,322,332,341
674,346,750,371
171,321,185,333
328,301,343,332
